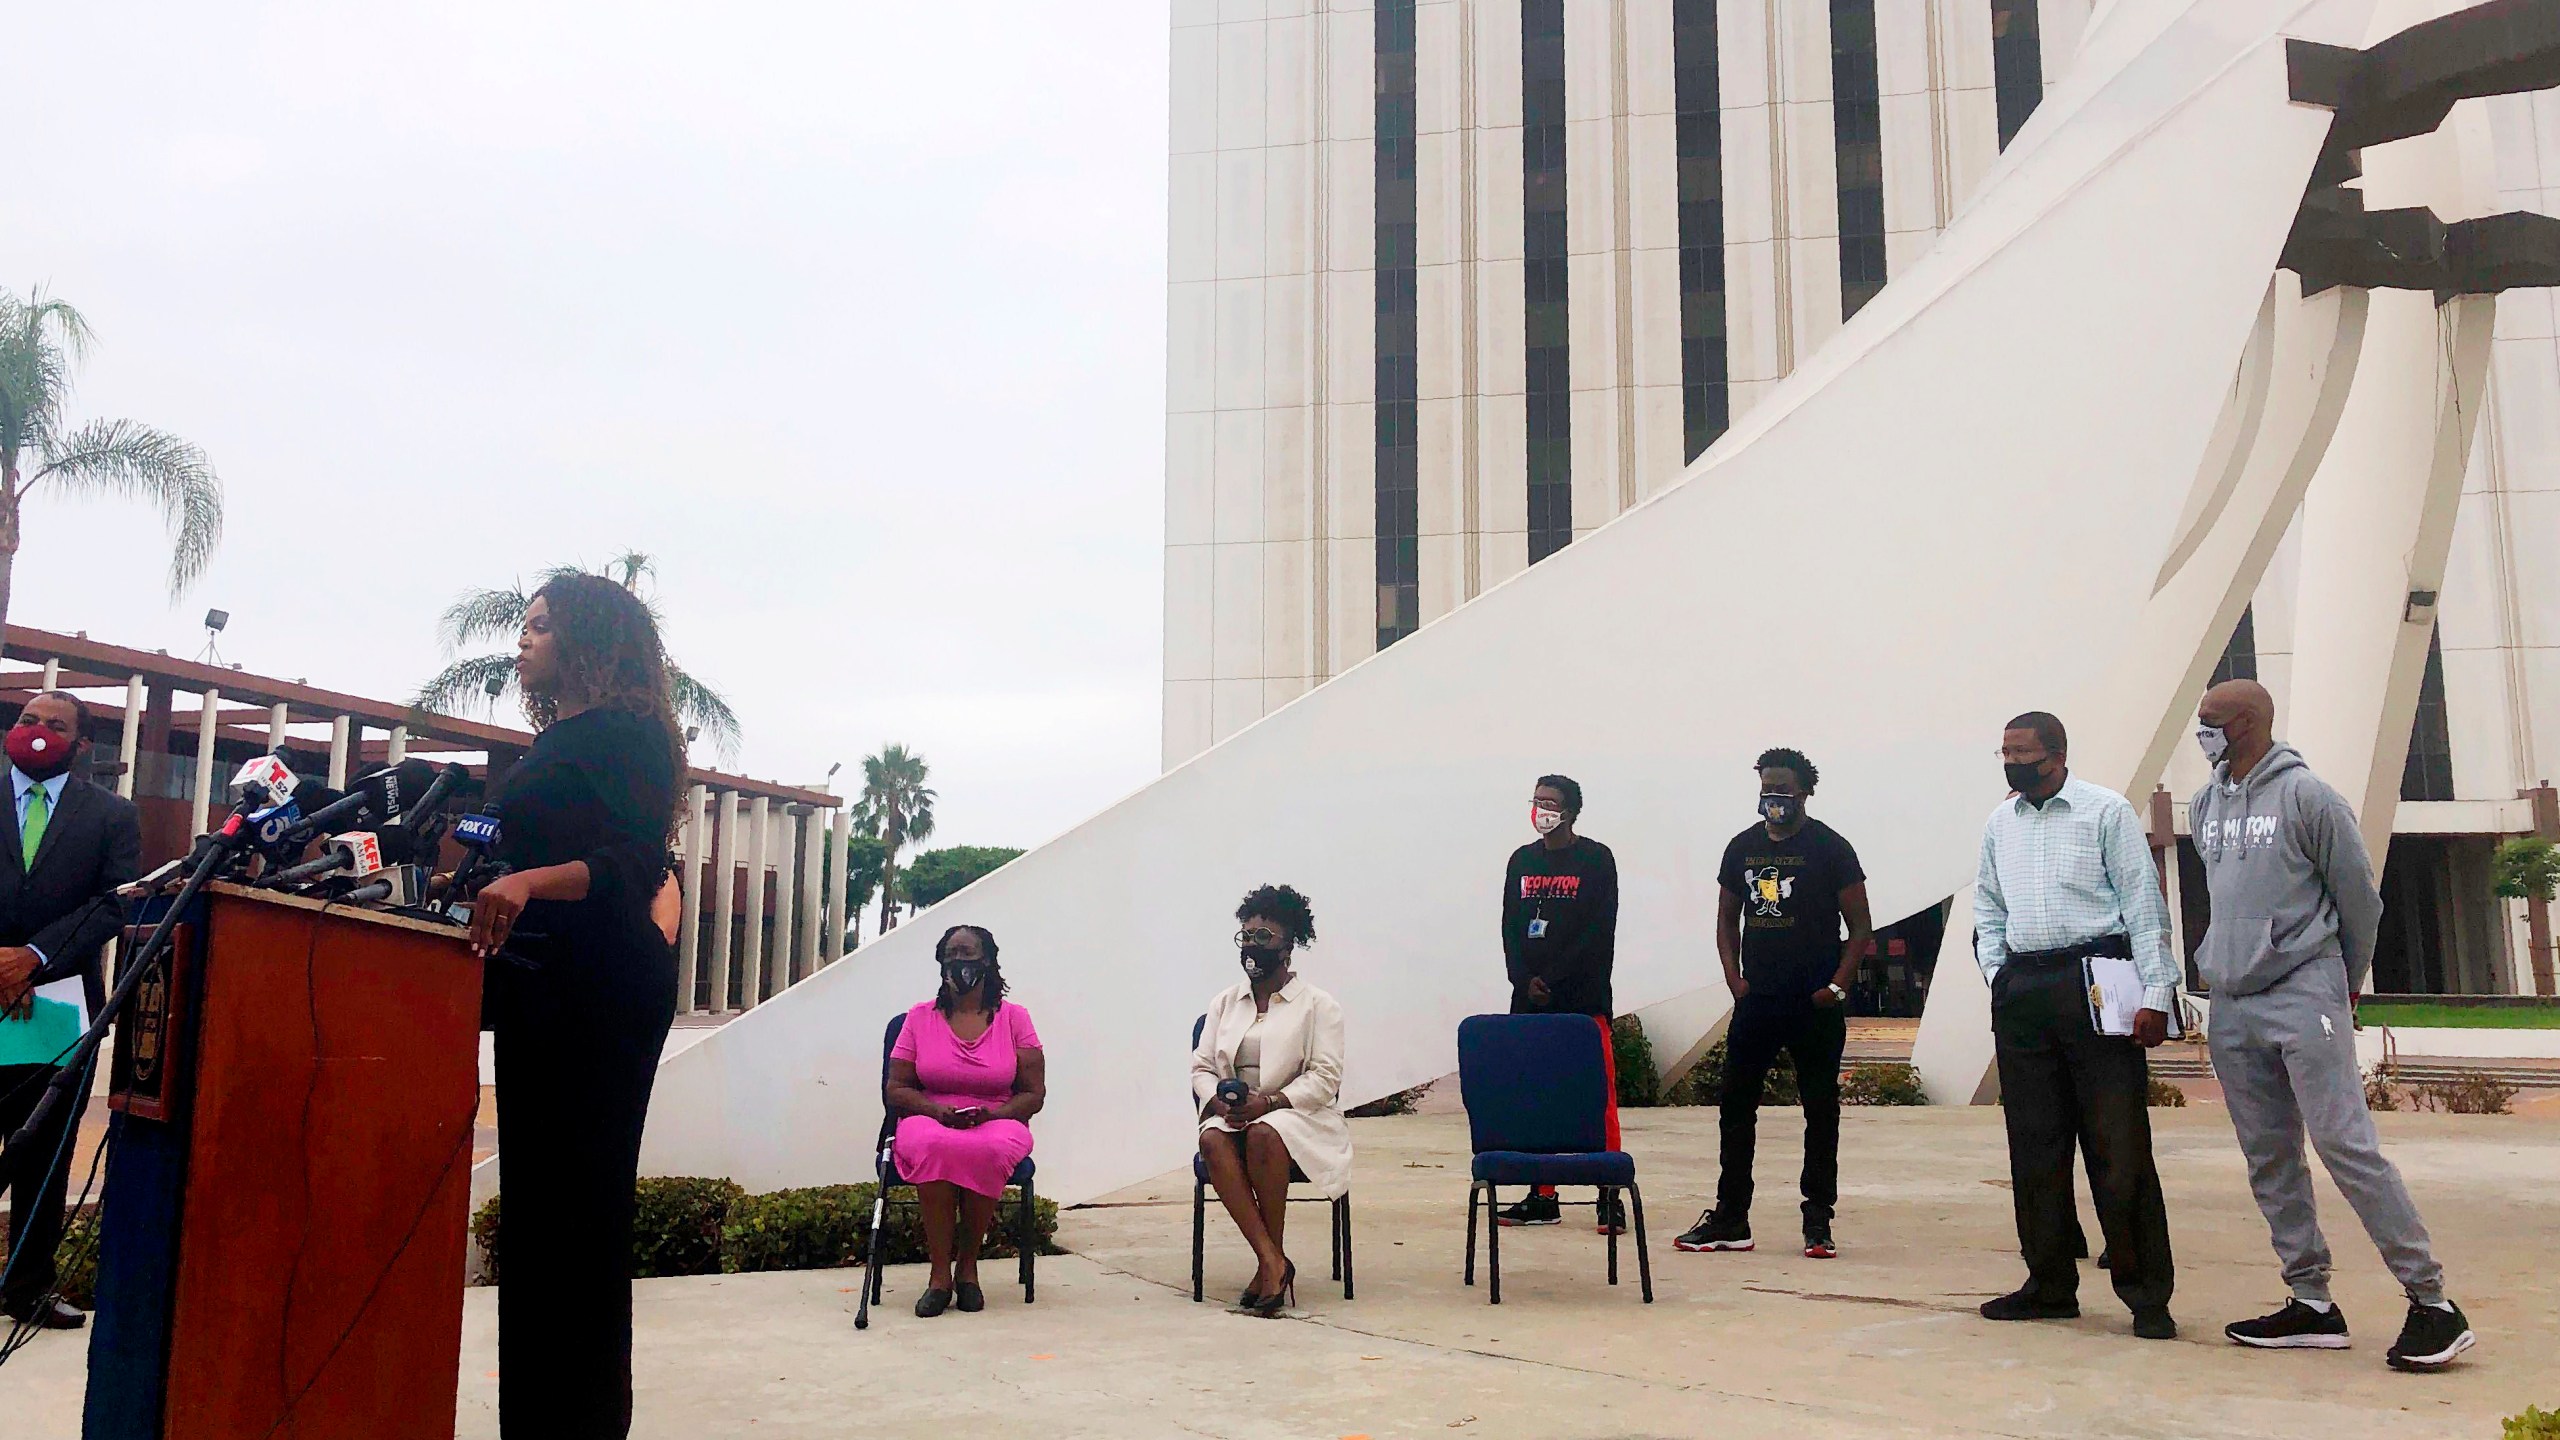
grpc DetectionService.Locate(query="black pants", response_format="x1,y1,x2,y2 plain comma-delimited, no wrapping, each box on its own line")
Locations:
0,1063,74,1313
490,934,677,1439
1716,995,1846,1225
1992,959,2174,1312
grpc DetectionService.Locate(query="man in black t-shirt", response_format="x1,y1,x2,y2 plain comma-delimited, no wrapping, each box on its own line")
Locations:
1676,747,1871,1260
1496,774,1623,1232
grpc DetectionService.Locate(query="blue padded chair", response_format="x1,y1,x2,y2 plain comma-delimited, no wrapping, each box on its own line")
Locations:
855,1010,1038,1330
1188,1015,1352,1302
1456,1013,1652,1304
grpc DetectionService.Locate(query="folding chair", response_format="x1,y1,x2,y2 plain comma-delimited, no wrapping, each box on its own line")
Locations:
855,1011,1038,1330
1456,1013,1652,1305
1188,1015,1353,1302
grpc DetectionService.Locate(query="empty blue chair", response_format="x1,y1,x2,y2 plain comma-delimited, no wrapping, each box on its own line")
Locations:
1457,1013,1652,1304
855,1011,1038,1330
1189,1015,1353,1302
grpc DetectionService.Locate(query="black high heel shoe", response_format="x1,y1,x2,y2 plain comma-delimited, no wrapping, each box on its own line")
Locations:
1246,1261,1296,1318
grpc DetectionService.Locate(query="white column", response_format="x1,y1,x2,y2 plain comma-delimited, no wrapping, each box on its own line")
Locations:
675,784,708,1013
387,725,408,764
1717,0,1783,419
38,658,60,689
268,702,289,753
823,808,852,964
328,714,352,789
740,795,770,1007
1909,886,2000,1104
709,791,740,1011
795,806,824,985
117,676,144,800
770,807,800,992
190,687,220,835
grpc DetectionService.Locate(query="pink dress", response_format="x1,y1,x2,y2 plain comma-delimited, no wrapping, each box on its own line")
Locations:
891,1001,1039,1197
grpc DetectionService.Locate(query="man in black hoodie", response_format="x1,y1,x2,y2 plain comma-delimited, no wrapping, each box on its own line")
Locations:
1497,774,1621,1231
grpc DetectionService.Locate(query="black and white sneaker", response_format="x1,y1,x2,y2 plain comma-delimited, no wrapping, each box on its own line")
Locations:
1595,1192,1628,1236
1674,1208,1754,1252
1495,1194,1562,1227
2225,1299,2351,1350
2386,1301,2476,1372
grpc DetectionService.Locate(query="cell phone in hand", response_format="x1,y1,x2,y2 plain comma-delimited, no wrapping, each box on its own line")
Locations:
952,1106,988,1125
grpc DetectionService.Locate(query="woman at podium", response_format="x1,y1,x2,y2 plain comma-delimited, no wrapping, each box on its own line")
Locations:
468,573,686,1438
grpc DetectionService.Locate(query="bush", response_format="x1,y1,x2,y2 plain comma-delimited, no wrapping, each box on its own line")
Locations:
2505,1406,2560,1440
2408,1074,2518,1116
1346,1084,1429,1118
474,1176,746,1286
472,1175,1060,1285
1667,1039,1797,1106
1611,1015,1661,1108
1840,1062,1928,1105
2364,1068,2403,1111
2147,1077,2188,1108
724,1182,1059,1273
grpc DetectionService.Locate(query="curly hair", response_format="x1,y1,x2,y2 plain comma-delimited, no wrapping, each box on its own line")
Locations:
1235,884,1317,947
522,572,688,830
1535,773,1583,817
1754,747,1819,793
933,924,1007,1015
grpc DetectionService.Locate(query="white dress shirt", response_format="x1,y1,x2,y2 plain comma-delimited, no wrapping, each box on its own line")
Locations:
1973,773,2178,1012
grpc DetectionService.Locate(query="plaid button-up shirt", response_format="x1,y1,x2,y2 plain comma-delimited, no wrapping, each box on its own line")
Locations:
1973,774,2178,1013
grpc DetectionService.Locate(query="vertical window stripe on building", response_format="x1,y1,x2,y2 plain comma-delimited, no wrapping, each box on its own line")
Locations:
1376,0,1421,648
1523,0,1572,561
2211,606,2259,685
1829,0,1885,320
1674,0,1728,461
1990,0,2044,149
2402,624,2456,802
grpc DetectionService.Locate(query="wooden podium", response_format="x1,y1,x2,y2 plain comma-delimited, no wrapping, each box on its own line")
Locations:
85,883,483,1440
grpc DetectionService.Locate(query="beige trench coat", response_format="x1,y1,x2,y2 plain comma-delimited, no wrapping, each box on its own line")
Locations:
1191,975,1352,1199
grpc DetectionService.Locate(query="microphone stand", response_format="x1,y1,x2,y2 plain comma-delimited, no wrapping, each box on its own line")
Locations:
4,807,262,1163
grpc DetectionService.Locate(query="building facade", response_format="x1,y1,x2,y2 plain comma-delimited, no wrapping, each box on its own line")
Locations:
1162,0,2560,997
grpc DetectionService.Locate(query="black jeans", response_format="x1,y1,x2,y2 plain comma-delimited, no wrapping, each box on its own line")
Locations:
1715,995,1846,1226
489,932,678,1440
0,1063,74,1313
1992,959,2175,1312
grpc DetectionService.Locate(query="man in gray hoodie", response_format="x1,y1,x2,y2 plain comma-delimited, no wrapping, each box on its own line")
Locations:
2190,679,2474,1371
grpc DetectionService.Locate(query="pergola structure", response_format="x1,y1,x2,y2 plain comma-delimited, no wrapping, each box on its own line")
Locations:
3,623,854,1016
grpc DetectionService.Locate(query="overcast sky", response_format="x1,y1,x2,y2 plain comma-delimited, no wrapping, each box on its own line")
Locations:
10,3,1170,850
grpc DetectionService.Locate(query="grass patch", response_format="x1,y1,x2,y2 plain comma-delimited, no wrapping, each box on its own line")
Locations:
2356,1003,2560,1030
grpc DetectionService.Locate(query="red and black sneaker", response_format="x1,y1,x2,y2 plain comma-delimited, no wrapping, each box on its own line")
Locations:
1674,1208,1753,1252
1803,1221,1837,1259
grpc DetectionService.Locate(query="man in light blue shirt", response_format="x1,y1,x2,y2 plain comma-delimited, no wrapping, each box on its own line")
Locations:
1972,710,2178,1341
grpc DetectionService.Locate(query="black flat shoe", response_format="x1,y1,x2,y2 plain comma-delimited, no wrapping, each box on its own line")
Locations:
914,1287,953,1318
1246,1261,1297,1318
1979,1288,2080,1322
5,1298,86,1331
954,1281,985,1313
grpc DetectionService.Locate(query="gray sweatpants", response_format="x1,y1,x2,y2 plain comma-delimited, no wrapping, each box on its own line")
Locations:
2210,959,2446,1305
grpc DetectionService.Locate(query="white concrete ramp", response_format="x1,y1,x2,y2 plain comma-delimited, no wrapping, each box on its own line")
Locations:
641,0,2378,1205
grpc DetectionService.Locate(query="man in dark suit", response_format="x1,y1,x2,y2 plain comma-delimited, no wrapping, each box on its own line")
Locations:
0,691,143,1330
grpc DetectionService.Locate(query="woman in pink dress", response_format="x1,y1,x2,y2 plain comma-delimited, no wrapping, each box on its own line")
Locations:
883,925,1045,1317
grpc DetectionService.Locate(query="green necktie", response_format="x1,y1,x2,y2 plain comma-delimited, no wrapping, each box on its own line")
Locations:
21,784,48,869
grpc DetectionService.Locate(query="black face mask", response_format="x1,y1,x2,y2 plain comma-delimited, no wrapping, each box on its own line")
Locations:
941,960,988,997
1239,944,1286,980
1758,793,1801,827
2004,760,2050,795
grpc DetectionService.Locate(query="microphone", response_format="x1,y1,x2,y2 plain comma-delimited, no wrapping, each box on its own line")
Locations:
376,762,470,865
274,759,433,849
438,806,505,915
229,754,300,807
341,864,426,908
258,832,383,891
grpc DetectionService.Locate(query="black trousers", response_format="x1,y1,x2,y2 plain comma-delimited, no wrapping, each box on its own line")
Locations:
1715,995,1846,1225
1992,959,2174,1312
490,934,677,1440
0,1062,74,1313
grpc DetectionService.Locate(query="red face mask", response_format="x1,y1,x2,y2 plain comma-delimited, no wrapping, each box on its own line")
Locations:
6,723,74,781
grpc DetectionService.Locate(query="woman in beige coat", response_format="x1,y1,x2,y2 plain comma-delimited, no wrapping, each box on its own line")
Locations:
1193,884,1350,1315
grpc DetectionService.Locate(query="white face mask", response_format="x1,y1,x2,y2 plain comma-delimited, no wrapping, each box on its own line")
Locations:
1531,804,1565,836
2197,724,2230,767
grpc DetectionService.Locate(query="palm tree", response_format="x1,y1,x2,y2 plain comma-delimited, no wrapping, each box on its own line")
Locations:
0,288,223,632
411,549,743,760
853,744,936,934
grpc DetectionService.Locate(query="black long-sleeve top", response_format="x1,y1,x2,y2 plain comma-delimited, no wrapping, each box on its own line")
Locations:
492,708,680,975
1500,835,1619,1019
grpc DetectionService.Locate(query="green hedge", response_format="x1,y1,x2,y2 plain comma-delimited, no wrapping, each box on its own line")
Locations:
1610,1015,1660,1108
472,1176,1060,1285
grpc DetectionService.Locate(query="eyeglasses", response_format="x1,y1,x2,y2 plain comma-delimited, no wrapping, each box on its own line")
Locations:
1234,929,1285,947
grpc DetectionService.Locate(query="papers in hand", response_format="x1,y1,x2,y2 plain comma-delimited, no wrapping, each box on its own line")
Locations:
0,976,88,1068
2083,955,2181,1039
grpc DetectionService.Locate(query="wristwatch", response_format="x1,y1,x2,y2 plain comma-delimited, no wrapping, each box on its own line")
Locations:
1825,983,1848,1003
